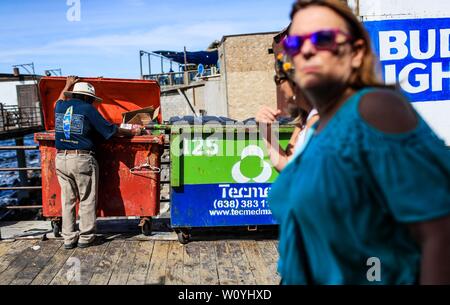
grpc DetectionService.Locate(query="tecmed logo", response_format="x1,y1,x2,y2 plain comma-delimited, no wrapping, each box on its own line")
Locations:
365,18,450,102
231,145,272,183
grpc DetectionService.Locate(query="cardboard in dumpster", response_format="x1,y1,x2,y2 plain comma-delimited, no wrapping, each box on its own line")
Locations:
122,106,159,126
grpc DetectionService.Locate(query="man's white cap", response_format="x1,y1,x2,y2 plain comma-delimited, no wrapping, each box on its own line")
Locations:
64,82,103,102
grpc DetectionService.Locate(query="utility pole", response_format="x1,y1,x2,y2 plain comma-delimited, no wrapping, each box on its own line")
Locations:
183,46,188,85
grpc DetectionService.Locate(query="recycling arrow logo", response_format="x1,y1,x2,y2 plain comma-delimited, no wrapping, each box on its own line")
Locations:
231,145,272,183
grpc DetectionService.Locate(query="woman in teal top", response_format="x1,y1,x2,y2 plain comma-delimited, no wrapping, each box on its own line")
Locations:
269,0,450,285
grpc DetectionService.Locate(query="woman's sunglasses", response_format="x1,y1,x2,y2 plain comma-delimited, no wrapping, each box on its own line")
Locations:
282,29,353,56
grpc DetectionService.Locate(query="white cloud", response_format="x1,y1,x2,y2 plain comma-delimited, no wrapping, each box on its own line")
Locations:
0,19,280,61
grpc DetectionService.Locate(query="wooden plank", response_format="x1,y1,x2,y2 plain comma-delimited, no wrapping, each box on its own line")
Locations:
127,241,154,285
165,241,185,285
108,241,139,285
198,241,219,285
0,240,39,284
69,242,109,285
215,241,237,285
227,241,257,285
10,240,62,285
241,240,274,285
182,242,200,285
50,247,87,285
256,241,281,284
271,240,279,252
0,240,34,274
0,242,13,258
31,246,76,285
145,240,170,285
89,240,124,285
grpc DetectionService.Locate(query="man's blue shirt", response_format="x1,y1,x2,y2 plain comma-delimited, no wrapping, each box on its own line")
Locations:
55,98,118,150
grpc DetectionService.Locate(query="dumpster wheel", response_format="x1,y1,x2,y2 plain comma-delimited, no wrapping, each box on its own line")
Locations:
51,219,62,238
140,218,153,236
176,230,191,244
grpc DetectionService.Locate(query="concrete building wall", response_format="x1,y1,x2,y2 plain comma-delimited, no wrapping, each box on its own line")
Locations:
219,33,277,121
201,76,228,117
160,89,196,122
160,76,228,121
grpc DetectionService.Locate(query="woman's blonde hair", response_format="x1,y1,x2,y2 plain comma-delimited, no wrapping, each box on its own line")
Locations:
290,0,386,89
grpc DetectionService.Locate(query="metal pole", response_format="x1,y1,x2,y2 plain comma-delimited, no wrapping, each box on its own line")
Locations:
139,51,143,79
15,137,28,188
184,47,188,85
148,53,152,76
0,103,4,132
161,56,164,74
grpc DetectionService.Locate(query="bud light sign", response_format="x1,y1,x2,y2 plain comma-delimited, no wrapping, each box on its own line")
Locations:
364,18,450,102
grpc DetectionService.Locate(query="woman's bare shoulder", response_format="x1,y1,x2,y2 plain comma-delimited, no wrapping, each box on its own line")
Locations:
359,88,418,133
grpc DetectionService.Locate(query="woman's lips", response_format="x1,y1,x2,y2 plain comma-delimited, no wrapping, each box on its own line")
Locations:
301,66,321,73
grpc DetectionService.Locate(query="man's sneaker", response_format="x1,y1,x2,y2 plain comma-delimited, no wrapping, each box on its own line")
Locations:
77,242,92,249
78,236,104,248
64,242,77,250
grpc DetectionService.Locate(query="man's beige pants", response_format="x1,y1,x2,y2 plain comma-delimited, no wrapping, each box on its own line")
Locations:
55,152,99,245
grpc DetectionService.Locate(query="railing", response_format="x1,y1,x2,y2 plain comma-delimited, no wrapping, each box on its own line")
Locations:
0,104,42,132
0,145,42,219
143,68,220,87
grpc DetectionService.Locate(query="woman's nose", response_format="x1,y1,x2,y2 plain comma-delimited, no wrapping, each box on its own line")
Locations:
300,39,316,58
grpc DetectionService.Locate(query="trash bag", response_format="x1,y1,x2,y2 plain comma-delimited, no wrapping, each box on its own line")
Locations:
169,115,237,125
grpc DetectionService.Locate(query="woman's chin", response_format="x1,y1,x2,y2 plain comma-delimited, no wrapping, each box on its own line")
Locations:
300,78,323,92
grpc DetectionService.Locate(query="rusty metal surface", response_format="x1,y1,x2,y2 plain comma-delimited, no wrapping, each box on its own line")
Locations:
36,132,164,218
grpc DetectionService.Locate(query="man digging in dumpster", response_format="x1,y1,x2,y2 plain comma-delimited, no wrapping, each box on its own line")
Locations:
55,76,143,249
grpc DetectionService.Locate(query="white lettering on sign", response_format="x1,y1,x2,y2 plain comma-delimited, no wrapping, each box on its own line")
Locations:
218,184,270,199
398,63,428,93
379,29,449,61
441,29,450,58
378,28,450,94
379,31,408,61
432,62,450,92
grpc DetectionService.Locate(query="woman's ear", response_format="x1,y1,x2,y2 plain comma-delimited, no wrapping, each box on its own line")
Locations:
351,39,366,69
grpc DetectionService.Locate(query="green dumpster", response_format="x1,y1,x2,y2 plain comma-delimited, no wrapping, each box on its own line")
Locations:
170,123,295,243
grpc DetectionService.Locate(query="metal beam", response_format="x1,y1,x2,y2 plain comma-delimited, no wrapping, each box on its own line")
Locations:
177,88,198,117
0,168,41,172
0,146,39,150
0,186,42,191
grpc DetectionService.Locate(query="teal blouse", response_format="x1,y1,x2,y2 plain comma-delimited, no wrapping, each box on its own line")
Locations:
268,88,450,285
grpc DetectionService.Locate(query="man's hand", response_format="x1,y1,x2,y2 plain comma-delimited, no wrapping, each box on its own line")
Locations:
131,127,143,136
115,127,143,137
255,106,282,124
57,76,80,102
65,75,79,90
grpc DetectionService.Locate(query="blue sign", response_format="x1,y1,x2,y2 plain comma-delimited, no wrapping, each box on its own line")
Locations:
171,183,277,227
364,18,450,102
197,63,205,76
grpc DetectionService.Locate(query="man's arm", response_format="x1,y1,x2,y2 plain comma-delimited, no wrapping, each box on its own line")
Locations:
114,127,143,137
57,76,79,101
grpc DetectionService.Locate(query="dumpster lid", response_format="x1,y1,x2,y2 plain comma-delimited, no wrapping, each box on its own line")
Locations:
39,77,161,130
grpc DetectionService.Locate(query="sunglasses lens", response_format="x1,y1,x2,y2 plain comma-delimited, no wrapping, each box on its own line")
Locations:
311,30,336,49
283,36,303,56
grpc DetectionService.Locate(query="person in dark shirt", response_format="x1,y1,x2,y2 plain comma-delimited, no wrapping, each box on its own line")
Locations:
55,76,141,249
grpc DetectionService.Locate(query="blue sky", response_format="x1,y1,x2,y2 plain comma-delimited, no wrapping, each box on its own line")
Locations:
0,0,294,79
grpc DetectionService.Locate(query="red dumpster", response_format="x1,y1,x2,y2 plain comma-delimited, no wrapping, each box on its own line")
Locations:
34,77,164,236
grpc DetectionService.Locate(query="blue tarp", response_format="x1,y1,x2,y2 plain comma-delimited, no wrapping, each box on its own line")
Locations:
153,50,218,66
